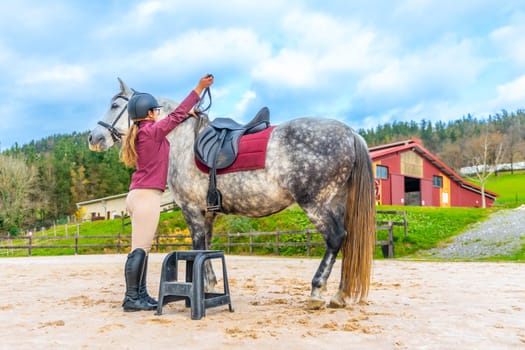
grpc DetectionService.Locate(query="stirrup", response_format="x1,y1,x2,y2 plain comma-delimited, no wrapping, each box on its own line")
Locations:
207,188,222,212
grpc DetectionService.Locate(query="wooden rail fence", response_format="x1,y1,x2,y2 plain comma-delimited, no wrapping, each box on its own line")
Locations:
1,212,406,259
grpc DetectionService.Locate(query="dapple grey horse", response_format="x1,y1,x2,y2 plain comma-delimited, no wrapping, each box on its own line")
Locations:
88,78,376,309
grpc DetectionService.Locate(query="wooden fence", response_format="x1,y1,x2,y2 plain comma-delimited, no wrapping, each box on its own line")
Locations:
1,212,405,259
377,210,408,238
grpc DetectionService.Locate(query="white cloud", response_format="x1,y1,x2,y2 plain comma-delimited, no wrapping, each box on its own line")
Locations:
233,90,257,117
490,14,525,67
356,36,483,109
489,75,525,111
20,64,90,85
252,10,393,89
252,49,317,88
0,1,68,32
138,28,270,75
12,63,94,103
132,0,167,17
93,0,178,38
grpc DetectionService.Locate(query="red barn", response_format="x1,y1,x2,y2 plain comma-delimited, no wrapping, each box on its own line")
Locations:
369,138,498,208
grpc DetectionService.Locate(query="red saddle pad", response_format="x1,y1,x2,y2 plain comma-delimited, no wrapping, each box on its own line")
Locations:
195,126,276,175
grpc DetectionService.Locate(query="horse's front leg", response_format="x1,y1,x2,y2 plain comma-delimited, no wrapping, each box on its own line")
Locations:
181,207,218,291
202,212,218,291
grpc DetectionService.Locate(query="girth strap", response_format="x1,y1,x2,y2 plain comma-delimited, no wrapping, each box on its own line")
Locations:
206,129,227,212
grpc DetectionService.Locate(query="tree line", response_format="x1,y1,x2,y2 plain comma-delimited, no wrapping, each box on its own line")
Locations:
1,110,524,235
0,132,132,235
360,109,525,173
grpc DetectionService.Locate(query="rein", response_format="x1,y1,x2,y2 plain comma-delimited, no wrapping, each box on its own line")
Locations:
193,86,212,139
97,94,131,142
195,86,212,113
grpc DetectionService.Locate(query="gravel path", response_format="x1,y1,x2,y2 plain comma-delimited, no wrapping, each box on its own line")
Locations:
428,205,525,259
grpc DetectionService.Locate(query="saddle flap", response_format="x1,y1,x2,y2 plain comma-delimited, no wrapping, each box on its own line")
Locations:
215,132,241,168
195,127,220,163
194,127,242,169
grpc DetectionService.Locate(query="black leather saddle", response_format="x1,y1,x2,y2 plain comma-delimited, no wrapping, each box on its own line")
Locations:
194,107,270,212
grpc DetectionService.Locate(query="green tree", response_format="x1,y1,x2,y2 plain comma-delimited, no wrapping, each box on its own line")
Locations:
0,154,39,235
70,164,89,205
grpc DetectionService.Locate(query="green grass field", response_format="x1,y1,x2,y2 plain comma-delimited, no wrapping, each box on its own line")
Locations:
468,171,525,208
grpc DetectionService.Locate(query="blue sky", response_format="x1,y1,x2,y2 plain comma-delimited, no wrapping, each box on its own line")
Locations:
1,0,525,149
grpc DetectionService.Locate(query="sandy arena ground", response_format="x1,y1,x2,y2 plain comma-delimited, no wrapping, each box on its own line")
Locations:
0,253,524,350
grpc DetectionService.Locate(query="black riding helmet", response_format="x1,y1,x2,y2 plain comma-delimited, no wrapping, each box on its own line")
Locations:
128,92,162,120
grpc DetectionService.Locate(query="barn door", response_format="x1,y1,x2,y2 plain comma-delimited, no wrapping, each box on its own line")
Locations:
420,178,433,206
391,174,405,205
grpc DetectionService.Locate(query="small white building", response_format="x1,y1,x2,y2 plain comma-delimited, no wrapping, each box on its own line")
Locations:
76,189,178,221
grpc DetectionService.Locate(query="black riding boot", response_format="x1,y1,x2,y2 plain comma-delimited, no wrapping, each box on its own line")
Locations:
139,254,158,307
122,248,156,312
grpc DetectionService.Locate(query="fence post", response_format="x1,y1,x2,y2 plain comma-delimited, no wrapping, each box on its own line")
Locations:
387,221,394,258
227,233,231,254
275,230,279,255
306,230,311,256
74,229,78,255
249,233,253,254
402,211,408,238
28,236,32,256
117,230,121,254
77,224,81,255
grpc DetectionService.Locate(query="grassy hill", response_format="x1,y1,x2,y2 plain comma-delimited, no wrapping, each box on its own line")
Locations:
472,171,525,208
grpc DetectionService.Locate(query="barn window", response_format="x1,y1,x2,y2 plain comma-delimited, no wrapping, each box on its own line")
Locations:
433,175,443,188
376,165,388,179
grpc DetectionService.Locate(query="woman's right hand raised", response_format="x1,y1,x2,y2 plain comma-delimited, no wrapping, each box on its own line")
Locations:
194,74,214,95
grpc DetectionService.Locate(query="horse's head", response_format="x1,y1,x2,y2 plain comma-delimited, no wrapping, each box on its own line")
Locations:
88,78,133,152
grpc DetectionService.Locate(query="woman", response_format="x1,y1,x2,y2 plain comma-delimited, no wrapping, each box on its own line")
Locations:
120,74,214,312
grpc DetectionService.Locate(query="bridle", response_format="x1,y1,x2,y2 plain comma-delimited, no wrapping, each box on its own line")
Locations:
97,94,132,143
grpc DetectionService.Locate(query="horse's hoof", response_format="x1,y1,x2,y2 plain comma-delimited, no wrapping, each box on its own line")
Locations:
328,294,346,308
306,297,325,310
204,283,217,293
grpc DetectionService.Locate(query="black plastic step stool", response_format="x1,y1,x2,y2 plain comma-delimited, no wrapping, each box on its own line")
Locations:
155,250,233,320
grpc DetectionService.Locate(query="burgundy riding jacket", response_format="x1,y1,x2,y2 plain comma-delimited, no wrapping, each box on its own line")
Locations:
129,90,200,191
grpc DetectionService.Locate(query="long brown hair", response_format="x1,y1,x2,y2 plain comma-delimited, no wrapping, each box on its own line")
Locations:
120,123,139,168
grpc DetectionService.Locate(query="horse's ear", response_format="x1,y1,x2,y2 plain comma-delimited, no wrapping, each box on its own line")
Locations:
117,77,133,96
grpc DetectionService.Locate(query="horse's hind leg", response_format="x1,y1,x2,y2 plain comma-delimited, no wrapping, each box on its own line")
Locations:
308,248,340,309
302,206,346,310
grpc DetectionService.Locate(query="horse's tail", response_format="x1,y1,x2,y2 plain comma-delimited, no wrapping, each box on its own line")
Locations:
341,133,376,302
